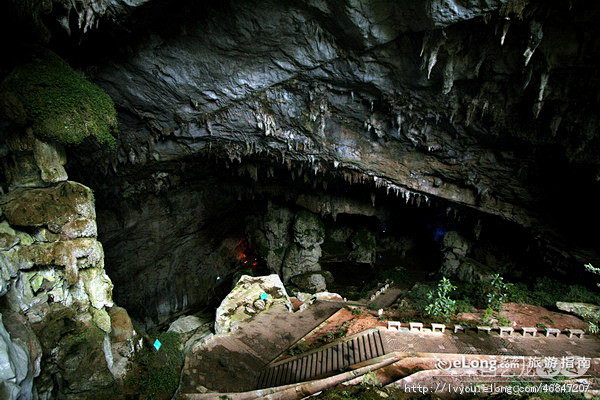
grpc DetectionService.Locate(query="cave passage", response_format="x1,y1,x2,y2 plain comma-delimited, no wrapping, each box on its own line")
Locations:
88,155,580,328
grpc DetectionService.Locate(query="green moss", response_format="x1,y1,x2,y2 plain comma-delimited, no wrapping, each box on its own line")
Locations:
123,331,184,400
1,48,117,147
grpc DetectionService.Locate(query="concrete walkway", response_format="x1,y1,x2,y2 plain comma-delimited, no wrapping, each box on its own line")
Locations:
180,301,600,395
382,329,600,358
179,301,341,393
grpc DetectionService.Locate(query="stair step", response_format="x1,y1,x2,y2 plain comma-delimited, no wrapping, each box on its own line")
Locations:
256,330,386,388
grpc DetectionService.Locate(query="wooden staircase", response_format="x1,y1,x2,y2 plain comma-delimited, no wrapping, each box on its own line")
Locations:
256,329,386,388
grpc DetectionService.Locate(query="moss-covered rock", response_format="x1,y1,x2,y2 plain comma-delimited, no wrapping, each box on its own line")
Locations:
0,48,117,147
32,304,115,395
0,181,97,239
215,274,291,334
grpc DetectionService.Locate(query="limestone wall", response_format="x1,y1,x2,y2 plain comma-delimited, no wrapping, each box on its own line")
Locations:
0,133,137,400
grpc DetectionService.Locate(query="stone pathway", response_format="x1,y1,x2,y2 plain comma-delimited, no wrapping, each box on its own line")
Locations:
180,300,600,395
368,286,405,308
180,301,341,393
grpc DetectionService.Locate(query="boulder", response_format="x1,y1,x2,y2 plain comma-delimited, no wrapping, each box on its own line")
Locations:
1,129,67,189
215,274,291,335
106,307,139,381
108,306,136,343
556,302,600,323
442,231,471,257
440,231,478,281
290,271,334,293
32,304,115,395
168,314,213,350
168,315,206,335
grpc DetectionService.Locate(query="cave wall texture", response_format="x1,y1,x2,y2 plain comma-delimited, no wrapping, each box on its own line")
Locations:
1,0,599,323
0,1,600,396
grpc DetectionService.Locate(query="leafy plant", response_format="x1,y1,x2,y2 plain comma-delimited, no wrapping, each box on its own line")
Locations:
347,306,363,315
497,315,512,327
585,263,599,288
456,299,474,313
425,277,457,320
483,274,512,311
481,307,495,326
360,371,381,387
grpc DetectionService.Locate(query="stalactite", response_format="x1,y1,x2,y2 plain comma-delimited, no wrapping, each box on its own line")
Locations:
500,19,511,45
420,31,446,79
533,72,549,118
442,56,455,94
523,21,543,66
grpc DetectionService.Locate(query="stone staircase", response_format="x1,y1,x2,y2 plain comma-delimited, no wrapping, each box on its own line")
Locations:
256,329,386,388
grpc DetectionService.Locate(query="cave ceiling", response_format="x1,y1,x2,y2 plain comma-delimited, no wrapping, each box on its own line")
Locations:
2,0,599,266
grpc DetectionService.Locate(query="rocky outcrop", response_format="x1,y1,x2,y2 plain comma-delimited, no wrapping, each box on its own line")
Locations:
0,135,135,399
556,302,600,325
248,204,331,289
168,314,213,352
440,230,496,282
282,210,325,283
97,184,243,328
349,229,377,264
290,271,334,293
246,202,294,275
0,313,40,400
215,274,291,335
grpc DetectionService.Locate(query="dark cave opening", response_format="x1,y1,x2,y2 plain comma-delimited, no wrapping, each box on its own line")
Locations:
80,153,595,328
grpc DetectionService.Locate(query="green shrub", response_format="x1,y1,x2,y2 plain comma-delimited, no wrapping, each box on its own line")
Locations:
481,307,495,326
455,299,474,313
288,342,311,356
404,283,435,313
0,48,118,147
360,371,381,388
585,263,599,288
425,277,457,320
497,315,512,327
483,274,512,311
346,306,363,315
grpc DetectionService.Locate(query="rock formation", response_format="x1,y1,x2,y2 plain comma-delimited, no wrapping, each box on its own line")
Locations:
0,0,599,396
0,134,137,399
215,274,291,335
